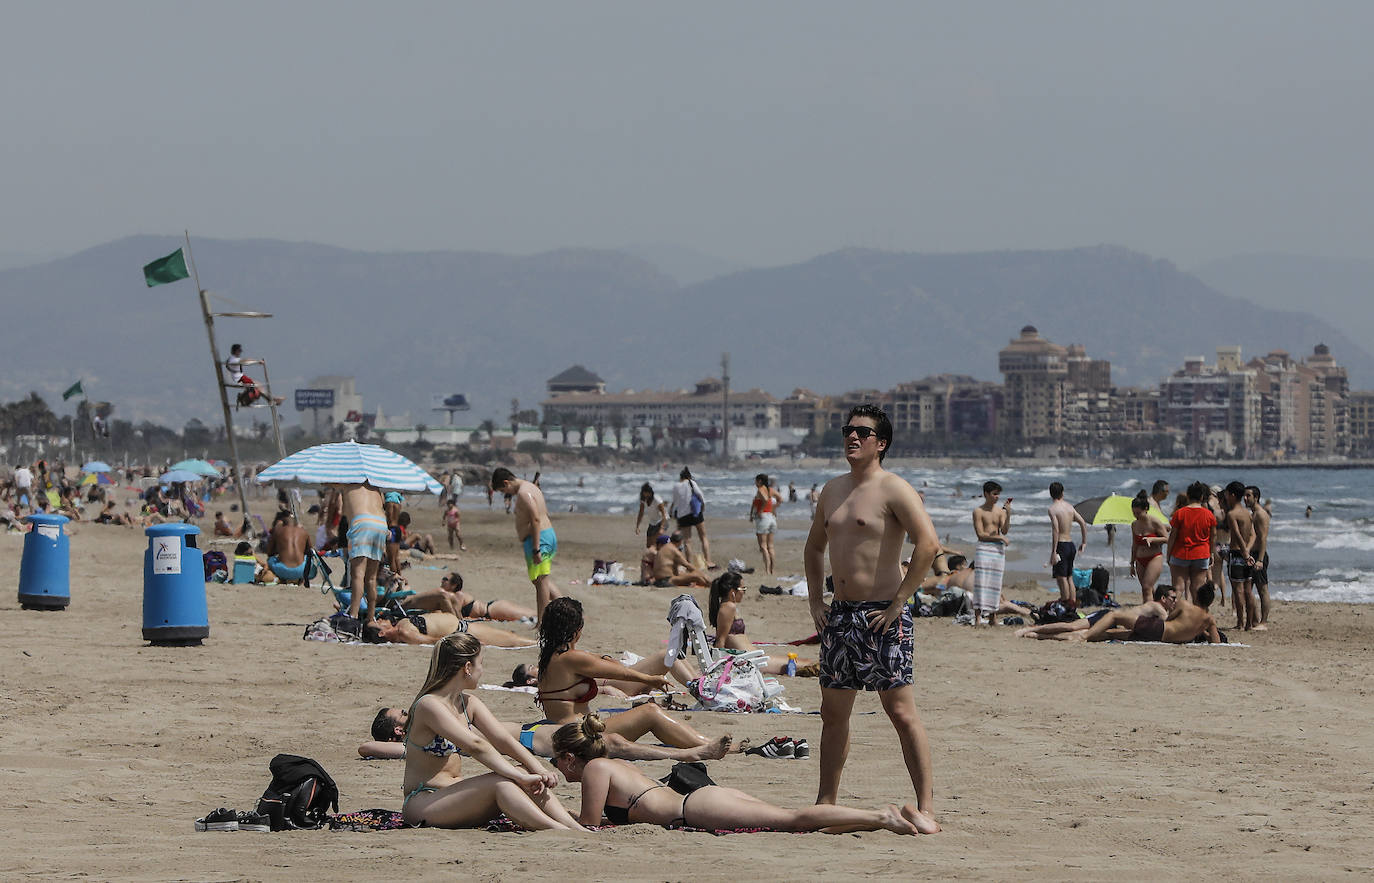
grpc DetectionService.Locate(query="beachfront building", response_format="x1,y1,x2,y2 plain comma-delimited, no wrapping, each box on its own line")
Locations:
1348,390,1374,456
1160,350,1261,458
1246,345,1350,457
541,369,781,450
998,326,1067,445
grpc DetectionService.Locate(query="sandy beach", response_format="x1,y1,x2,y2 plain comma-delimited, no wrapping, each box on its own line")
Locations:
2,498,1372,880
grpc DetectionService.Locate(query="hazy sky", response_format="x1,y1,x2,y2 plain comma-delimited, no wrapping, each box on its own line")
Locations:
5,1,1373,268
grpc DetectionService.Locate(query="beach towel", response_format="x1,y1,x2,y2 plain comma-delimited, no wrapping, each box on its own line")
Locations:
972,541,1005,614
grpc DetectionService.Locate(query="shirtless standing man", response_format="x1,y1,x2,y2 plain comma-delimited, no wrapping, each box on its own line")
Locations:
1223,481,1259,632
1047,482,1088,602
805,405,940,834
491,466,562,624
1245,484,1271,628
264,511,312,584
971,481,1011,625
338,482,387,625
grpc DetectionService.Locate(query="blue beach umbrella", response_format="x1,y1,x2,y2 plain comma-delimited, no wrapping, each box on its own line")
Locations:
159,469,202,484
170,459,221,477
82,460,114,474
255,440,442,494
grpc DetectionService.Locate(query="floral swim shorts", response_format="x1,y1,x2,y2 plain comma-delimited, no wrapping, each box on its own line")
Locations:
819,600,913,692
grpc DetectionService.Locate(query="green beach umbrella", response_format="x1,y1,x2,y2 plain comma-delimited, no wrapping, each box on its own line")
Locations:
1074,494,1165,525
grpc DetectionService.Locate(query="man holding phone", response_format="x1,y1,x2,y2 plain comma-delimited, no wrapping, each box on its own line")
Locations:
971,480,1011,625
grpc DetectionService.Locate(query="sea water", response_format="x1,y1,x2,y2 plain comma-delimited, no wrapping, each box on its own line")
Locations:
476,465,1374,605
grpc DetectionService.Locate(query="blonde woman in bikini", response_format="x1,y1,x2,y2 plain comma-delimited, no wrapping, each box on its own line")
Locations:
399,632,584,831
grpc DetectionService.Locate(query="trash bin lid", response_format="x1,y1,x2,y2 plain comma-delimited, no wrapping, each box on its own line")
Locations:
24,513,69,527
144,523,202,538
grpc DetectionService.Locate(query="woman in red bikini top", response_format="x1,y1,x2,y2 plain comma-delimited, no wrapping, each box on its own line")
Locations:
1128,492,1170,607
536,598,714,752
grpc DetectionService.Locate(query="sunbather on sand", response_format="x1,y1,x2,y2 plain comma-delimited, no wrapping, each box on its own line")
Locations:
708,571,819,676
363,611,532,648
553,714,920,834
396,634,583,831
1016,585,1177,640
404,572,536,623
537,598,715,752
360,704,732,763
1070,581,1220,644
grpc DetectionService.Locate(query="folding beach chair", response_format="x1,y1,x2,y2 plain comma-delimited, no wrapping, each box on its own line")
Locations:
664,594,783,709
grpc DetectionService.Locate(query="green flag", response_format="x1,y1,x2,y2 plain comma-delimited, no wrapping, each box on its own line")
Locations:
62,380,84,401
143,248,190,287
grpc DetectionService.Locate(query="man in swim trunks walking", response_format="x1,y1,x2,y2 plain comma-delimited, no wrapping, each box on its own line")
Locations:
1047,481,1088,603
804,404,941,834
338,482,387,625
491,466,562,625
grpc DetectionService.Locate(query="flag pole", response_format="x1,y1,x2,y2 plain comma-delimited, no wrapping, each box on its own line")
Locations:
186,230,254,533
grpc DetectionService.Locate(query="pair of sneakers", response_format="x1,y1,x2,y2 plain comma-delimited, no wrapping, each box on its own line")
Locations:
194,808,270,832
744,736,810,759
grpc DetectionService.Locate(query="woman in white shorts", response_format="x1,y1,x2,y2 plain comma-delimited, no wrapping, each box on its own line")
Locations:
749,473,782,575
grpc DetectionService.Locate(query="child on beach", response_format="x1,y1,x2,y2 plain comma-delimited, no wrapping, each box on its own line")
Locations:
443,500,466,551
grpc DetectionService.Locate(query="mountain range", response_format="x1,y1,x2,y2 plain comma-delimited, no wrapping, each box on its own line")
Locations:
1,237,1368,428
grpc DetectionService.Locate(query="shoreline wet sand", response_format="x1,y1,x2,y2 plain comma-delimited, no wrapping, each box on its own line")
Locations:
1,504,1371,879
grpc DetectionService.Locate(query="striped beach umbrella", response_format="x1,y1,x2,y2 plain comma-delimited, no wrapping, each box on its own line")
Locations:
255,441,442,494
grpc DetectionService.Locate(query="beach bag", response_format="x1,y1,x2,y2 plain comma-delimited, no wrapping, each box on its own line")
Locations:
1035,599,1078,624
202,550,228,581
1077,582,1104,607
1090,565,1110,598
689,654,768,712
659,761,716,795
689,482,705,518
931,590,970,618
1071,567,1093,590
256,754,338,831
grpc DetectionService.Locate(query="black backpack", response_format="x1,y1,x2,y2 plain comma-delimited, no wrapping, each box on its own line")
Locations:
256,754,339,831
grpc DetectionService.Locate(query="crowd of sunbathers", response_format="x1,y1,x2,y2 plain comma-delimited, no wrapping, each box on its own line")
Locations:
359,597,924,835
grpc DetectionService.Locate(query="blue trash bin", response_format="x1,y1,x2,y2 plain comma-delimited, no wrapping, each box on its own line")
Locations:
142,523,209,646
18,513,71,610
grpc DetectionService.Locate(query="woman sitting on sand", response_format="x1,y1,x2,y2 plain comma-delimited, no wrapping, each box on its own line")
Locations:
1128,491,1170,605
553,714,921,835
398,632,584,830
709,572,818,676
508,646,701,698
536,598,714,751
407,572,536,623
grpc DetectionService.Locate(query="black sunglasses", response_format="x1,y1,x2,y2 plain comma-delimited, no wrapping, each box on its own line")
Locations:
840,425,880,439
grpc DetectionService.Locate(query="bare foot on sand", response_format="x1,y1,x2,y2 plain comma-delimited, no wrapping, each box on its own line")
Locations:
880,804,919,835
690,735,733,761
1251,623,1268,631
901,803,941,834
1015,626,1036,638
